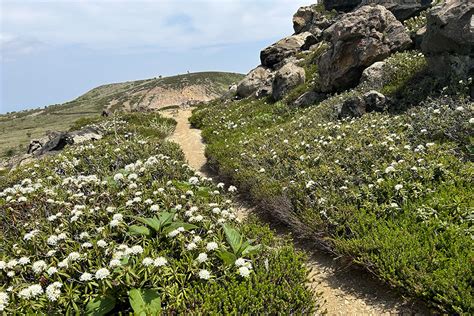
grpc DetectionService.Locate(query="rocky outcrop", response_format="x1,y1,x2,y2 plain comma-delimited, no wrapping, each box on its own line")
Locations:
293,5,335,37
421,0,474,76
339,90,387,118
236,67,273,98
272,63,306,101
28,126,103,156
358,0,433,21
318,5,412,92
260,32,317,69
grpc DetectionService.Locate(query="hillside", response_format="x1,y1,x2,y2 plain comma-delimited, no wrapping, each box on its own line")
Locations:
0,72,243,159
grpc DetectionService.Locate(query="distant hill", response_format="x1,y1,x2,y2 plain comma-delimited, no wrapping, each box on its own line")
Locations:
0,71,243,158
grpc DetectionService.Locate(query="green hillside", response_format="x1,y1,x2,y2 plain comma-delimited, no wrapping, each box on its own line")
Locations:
0,72,243,159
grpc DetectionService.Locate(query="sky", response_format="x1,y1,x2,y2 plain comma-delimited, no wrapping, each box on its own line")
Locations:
0,0,313,113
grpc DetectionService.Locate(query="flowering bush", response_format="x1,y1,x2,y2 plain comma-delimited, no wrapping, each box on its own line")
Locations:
191,65,474,312
0,113,315,313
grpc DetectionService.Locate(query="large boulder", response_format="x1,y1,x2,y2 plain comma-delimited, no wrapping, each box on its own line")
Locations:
421,0,474,76
260,32,317,69
358,0,433,21
292,91,325,107
293,5,334,37
236,67,273,98
272,63,306,101
318,5,412,92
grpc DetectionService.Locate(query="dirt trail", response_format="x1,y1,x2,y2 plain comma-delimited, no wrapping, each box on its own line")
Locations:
162,108,429,315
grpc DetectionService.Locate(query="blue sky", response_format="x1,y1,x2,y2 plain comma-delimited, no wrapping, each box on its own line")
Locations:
1,0,312,113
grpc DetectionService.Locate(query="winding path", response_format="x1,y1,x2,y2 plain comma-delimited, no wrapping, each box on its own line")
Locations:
162,108,429,315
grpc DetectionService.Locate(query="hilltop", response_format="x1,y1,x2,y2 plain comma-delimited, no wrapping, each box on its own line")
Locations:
0,71,243,159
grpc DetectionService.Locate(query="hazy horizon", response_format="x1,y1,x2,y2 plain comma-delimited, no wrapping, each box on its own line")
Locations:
0,0,312,114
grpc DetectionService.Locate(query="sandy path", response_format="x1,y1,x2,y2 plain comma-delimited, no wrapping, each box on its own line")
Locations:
162,108,429,315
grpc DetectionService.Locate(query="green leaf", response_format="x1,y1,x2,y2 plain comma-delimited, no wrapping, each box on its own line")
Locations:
242,244,262,257
223,224,243,255
157,212,175,227
129,288,162,315
128,225,151,236
218,250,237,266
85,296,116,316
135,216,161,232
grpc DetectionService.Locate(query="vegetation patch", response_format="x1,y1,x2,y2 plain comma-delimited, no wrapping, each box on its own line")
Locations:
191,51,474,313
0,113,315,314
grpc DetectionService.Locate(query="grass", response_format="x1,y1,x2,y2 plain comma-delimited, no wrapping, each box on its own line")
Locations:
190,50,474,313
0,112,315,314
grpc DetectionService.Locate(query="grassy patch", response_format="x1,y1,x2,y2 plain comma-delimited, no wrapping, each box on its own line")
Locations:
191,55,474,312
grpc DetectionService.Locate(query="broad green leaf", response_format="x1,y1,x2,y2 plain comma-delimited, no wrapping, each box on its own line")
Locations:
218,250,237,266
242,244,262,257
157,212,175,227
85,296,116,316
128,225,151,236
136,216,161,232
129,288,161,315
223,224,243,254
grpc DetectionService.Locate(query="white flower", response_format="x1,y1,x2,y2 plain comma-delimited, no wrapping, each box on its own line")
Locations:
150,204,159,211
32,260,47,274
47,267,58,275
130,245,143,255
168,229,180,237
68,252,81,261
110,219,120,227
128,173,138,180
469,118,474,124
433,109,440,114
47,235,59,245
46,282,62,302
385,166,396,173
198,269,211,280
235,258,246,267
109,259,121,268
0,261,5,270
0,292,8,311
82,242,93,248
217,182,225,189
18,257,30,265
258,168,265,173
455,106,464,111
7,259,17,269
193,236,202,243
189,177,199,185
228,185,237,193
395,184,403,191
154,257,168,267
186,242,197,250
95,268,110,280
80,272,93,281
196,253,208,263
57,259,69,268
206,242,218,251
19,284,43,299
238,266,251,277
113,214,123,221
142,258,154,266
97,240,108,248
113,173,124,181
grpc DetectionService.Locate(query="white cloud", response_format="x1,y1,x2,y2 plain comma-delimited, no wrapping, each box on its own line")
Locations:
1,0,314,54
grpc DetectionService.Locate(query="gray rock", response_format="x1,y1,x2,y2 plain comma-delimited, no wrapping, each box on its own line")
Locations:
260,32,317,69
360,61,386,88
421,0,474,77
359,0,433,21
28,126,103,156
272,63,306,101
293,4,334,36
293,91,325,107
339,90,387,118
318,5,412,92
236,67,273,98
